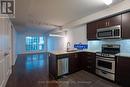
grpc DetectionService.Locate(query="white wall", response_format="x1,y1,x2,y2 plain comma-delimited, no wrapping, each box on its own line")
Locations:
65,24,87,49
0,18,14,87
47,36,65,51
16,32,26,54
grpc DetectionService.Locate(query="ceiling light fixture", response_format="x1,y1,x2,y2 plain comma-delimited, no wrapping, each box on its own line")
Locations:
49,34,65,38
102,0,113,5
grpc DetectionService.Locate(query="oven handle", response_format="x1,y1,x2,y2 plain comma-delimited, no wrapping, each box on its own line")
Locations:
101,70,108,74
96,56,115,61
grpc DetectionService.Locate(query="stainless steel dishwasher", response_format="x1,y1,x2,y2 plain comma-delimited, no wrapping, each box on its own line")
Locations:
58,58,69,76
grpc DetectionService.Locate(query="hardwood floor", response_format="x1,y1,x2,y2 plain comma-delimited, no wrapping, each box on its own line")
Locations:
6,53,121,87
6,53,58,87
58,71,121,87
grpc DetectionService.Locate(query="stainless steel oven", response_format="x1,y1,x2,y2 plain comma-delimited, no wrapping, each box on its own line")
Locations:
96,56,115,74
96,44,120,81
97,25,121,39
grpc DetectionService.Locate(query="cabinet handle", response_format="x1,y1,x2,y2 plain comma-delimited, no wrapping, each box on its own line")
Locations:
108,22,110,26
107,22,109,26
106,22,107,26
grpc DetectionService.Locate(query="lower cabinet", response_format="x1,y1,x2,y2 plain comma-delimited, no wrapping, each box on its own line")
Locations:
116,56,130,87
69,53,80,73
83,52,96,73
78,52,96,73
78,52,87,70
69,52,96,74
49,52,96,79
49,53,57,79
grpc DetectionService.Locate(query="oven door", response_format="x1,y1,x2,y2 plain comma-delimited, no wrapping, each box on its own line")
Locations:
96,56,115,73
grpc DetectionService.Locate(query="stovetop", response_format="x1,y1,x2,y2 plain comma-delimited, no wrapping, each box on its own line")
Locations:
96,52,118,58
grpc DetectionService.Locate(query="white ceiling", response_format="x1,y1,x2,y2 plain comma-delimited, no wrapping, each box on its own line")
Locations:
12,0,123,32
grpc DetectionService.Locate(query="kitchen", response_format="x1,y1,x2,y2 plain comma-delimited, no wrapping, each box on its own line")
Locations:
49,9,130,87
0,0,130,87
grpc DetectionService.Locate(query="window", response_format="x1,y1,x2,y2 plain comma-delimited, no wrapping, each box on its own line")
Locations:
26,36,44,51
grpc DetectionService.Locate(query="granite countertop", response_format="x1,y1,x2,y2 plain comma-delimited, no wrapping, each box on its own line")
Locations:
49,49,100,55
116,53,130,57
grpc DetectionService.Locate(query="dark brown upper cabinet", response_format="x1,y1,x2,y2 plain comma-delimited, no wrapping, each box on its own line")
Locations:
96,18,108,29
96,15,121,29
109,15,121,27
87,22,97,40
87,11,130,40
122,12,130,39
87,15,122,40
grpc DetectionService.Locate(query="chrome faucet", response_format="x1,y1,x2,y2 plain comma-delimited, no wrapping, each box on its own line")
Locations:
67,42,70,51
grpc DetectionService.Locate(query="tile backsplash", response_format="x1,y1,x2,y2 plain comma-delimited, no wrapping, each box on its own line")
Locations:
88,40,102,51
88,39,130,53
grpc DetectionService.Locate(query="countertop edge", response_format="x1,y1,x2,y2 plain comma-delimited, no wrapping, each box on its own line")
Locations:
116,53,130,58
48,50,99,55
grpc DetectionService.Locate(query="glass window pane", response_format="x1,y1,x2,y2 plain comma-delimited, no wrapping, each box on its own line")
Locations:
26,36,44,51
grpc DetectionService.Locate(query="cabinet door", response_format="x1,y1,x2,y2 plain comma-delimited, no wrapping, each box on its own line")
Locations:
96,15,121,29
69,53,79,73
96,19,108,29
116,57,130,87
122,12,130,39
49,54,57,79
85,52,96,73
87,22,97,40
108,15,121,27
78,52,87,69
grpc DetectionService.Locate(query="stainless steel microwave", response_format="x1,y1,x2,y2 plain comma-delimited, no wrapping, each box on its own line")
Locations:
97,25,121,39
